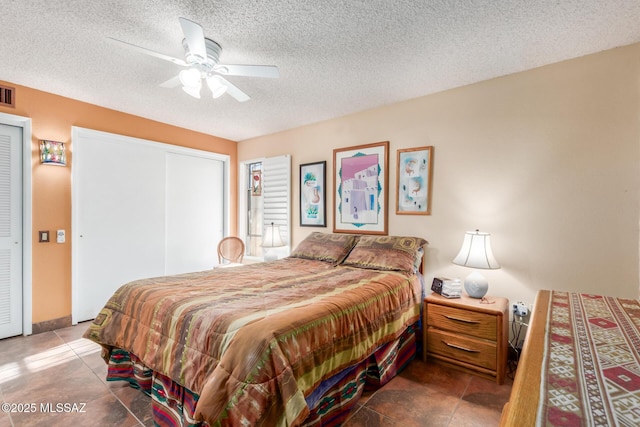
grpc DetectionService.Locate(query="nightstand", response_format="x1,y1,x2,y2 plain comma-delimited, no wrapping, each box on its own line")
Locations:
423,293,509,384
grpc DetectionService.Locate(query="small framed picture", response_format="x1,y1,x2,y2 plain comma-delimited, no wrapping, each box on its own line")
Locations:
396,146,434,215
251,170,262,196
300,161,327,227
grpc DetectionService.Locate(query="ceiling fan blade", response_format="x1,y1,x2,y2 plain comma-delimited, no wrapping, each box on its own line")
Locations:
107,37,187,66
214,64,280,79
217,77,250,102
159,75,181,88
179,17,207,60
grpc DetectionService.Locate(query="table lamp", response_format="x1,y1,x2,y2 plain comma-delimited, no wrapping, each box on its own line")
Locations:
262,222,285,261
452,230,500,298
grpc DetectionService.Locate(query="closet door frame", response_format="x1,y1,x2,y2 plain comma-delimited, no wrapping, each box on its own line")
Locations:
71,127,230,324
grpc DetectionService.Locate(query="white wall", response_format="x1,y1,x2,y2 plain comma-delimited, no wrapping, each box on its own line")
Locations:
238,43,640,308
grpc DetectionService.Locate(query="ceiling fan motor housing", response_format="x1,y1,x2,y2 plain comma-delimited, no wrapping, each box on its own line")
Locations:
183,38,222,66
111,17,277,102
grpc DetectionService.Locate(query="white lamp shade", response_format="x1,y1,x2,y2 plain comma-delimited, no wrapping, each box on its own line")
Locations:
262,223,285,248
182,84,201,99
453,230,500,270
206,75,228,98
179,68,201,87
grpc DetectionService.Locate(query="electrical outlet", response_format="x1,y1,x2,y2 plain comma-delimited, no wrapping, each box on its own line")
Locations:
513,301,528,317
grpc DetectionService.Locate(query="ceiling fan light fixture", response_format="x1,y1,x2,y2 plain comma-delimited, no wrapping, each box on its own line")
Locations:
207,75,228,99
111,17,278,103
182,84,201,99
211,85,227,99
179,68,201,88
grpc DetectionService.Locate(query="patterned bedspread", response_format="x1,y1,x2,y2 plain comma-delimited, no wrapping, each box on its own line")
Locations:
538,291,640,426
83,257,422,426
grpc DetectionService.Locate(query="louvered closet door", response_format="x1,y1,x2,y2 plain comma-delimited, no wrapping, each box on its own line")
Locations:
0,124,22,339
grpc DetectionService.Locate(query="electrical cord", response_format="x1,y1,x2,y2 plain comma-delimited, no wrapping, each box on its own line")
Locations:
507,315,529,379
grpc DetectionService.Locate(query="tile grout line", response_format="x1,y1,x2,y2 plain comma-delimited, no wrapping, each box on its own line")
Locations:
445,375,472,427
0,387,16,427
54,329,147,426
0,331,68,427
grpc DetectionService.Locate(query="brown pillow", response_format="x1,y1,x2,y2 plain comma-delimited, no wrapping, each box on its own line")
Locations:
342,235,427,273
290,232,359,264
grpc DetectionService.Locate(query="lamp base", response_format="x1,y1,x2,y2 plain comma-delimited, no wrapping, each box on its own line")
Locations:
464,270,488,298
264,250,278,262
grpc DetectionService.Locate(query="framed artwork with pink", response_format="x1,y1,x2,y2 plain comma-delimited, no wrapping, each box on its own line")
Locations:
333,141,388,235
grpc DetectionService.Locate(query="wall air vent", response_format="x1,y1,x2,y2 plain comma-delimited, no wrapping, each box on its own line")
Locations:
0,85,15,108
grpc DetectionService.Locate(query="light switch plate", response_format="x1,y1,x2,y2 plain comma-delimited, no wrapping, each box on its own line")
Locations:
39,230,49,243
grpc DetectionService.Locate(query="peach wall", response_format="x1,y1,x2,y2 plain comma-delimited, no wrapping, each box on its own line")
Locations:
0,82,237,323
239,43,640,309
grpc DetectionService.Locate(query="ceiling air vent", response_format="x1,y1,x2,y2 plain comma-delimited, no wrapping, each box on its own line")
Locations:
0,85,15,108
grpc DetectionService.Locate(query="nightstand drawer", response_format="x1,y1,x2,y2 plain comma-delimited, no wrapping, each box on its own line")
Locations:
427,303,497,340
427,328,497,370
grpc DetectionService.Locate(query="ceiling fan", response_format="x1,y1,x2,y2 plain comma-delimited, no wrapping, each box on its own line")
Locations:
110,17,279,102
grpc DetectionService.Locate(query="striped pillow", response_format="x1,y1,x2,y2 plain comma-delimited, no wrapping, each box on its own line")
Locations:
290,232,359,265
342,235,427,273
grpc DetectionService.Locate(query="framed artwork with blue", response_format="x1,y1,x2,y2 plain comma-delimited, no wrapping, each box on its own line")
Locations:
396,146,434,215
300,161,326,227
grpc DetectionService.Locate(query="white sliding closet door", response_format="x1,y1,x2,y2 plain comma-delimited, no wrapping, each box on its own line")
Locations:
165,152,224,275
74,131,166,322
73,128,228,323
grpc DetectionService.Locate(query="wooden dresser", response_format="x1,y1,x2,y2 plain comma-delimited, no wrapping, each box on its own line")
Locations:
423,293,509,384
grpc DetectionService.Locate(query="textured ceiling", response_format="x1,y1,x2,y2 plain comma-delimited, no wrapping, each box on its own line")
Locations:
1,1,639,142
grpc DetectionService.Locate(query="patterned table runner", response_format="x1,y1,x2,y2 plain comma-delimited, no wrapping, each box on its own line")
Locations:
538,291,640,426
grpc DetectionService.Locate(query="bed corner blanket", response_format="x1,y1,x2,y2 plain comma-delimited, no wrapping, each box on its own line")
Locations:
83,257,421,426
538,291,640,426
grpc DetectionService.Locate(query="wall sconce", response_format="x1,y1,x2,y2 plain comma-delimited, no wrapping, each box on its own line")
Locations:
40,140,66,166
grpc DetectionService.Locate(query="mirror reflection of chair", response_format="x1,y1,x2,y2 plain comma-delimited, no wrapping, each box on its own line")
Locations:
217,236,245,267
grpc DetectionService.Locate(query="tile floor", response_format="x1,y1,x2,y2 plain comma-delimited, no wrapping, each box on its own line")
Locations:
0,324,512,427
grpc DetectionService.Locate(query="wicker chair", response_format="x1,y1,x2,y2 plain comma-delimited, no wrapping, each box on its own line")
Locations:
217,236,245,265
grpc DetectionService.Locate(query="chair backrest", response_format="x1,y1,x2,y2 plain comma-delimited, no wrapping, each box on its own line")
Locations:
217,236,245,264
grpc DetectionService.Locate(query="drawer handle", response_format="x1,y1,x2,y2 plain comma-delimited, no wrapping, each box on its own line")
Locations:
444,315,480,324
442,341,480,353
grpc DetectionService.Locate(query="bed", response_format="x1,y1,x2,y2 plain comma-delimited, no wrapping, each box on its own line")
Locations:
500,290,640,426
84,233,426,426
